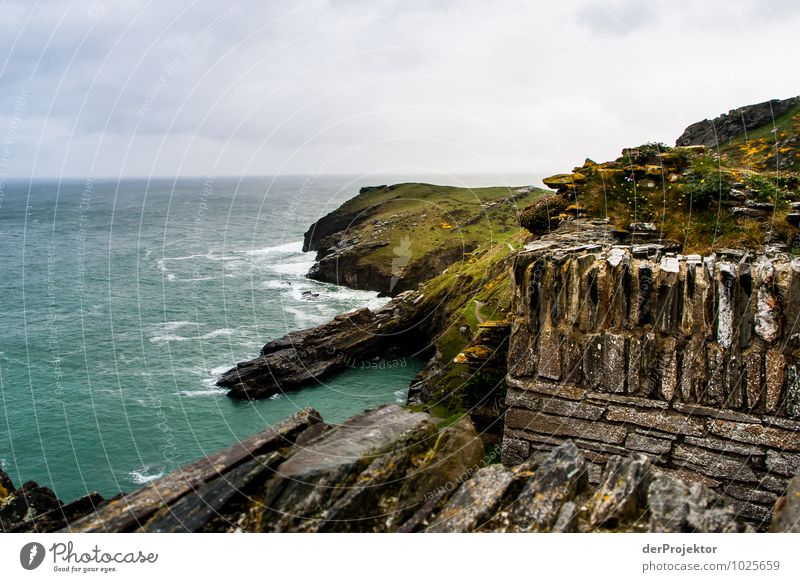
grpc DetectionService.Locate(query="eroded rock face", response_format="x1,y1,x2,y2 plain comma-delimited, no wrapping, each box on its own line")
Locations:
677,96,800,148
218,291,429,400
51,405,768,534
0,468,106,533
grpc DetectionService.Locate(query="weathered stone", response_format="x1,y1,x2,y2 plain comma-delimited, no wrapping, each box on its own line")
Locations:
501,437,530,465
648,474,750,533
708,419,800,452
587,453,651,527
605,406,704,436
141,452,284,533
603,333,626,393
765,349,785,413
722,483,778,505
717,262,736,349
672,401,763,424
428,464,515,533
498,441,589,532
508,378,586,401
682,435,764,457
537,327,561,380
392,417,486,530
745,351,763,409
755,286,780,343
625,432,673,455
770,476,800,532
504,388,540,411
786,364,800,419
672,443,758,482
582,333,604,390
656,336,678,401
256,406,436,532
704,343,726,406
765,450,800,477
551,501,579,532
587,388,668,409
535,395,606,421
505,409,627,444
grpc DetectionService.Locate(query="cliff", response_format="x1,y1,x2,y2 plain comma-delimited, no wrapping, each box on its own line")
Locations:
677,95,800,153
302,182,545,295
11,96,800,534
31,404,797,533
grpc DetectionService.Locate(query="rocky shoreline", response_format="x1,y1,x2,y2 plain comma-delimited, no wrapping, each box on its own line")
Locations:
4,404,799,532
5,95,800,533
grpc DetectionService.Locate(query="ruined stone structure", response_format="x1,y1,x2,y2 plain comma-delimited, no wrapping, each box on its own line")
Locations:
502,220,800,528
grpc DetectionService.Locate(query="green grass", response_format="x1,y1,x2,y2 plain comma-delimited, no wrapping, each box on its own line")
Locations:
327,183,546,282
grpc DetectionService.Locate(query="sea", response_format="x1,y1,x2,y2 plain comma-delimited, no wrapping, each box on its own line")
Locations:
0,175,457,501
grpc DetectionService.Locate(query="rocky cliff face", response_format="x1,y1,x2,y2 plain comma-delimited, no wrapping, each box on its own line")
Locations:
0,469,108,532
48,404,797,533
302,182,544,295
678,96,800,149
502,218,800,528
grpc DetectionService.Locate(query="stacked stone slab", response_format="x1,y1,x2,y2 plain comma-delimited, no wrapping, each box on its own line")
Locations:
503,220,800,528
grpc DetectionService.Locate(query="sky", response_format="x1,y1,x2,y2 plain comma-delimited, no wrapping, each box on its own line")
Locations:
0,0,798,184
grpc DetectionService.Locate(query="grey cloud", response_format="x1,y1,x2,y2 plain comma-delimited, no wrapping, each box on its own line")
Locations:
575,0,653,36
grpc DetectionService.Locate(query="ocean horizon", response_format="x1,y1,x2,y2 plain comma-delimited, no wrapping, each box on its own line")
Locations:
1,174,541,500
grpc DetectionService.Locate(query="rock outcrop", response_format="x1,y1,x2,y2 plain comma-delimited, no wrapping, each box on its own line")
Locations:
218,290,430,399
46,405,763,533
303,182,544,295
0,468,107,533
678,96,800,149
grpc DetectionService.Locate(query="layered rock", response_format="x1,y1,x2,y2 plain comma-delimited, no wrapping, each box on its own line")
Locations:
503,219,800,528
0,468,107,533
678,96,800,149
218,290,429,399
50,404,761,533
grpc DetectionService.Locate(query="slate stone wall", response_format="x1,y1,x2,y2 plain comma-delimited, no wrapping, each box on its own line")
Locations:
503,238,800,527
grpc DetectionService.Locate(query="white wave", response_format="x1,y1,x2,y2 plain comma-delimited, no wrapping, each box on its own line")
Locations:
198,328,234,340
149,334,188,344
260,279,295,289
266,257,315,277
242,241,304,255
284,306,326,327
200,363,235,389
175,388,227,398
128,464,166,484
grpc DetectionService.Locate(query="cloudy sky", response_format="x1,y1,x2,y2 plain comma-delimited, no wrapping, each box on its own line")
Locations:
0,0,798,183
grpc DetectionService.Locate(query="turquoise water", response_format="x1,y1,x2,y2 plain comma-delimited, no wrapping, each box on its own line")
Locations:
0,176,426,501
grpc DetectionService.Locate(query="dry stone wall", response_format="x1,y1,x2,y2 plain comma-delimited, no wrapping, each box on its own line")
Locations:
503,220,800,527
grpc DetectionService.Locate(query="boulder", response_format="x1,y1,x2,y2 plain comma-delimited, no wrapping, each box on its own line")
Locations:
647,473,751,533
769,476,800,532
587,453,652,528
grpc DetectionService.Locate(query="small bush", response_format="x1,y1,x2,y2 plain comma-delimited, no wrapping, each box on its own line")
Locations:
746,173,790,209
519,195,569,234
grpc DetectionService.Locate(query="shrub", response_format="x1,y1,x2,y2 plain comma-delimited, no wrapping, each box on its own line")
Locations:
746,173,790,209
519,195,569,234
